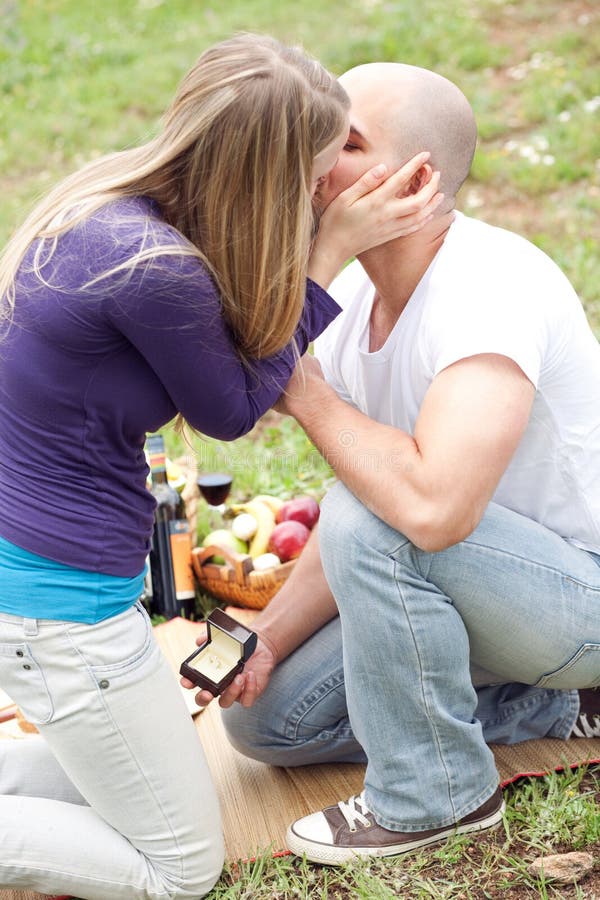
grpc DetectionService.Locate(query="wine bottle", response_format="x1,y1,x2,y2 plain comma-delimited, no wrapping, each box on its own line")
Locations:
146,434,196,619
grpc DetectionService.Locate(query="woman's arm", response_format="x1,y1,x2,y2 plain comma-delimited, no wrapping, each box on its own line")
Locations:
104,256,336,439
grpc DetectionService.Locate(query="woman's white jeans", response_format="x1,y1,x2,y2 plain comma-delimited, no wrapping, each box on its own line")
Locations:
0,601,224,900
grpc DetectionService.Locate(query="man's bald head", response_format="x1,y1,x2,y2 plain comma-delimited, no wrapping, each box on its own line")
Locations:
339,63,477,202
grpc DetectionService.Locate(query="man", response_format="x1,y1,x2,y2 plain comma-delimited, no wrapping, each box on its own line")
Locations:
195,63,600,863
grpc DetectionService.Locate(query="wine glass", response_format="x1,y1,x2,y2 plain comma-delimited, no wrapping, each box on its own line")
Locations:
197,473,233,527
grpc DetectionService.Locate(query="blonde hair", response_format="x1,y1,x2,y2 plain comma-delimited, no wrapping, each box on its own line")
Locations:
0,34,349,357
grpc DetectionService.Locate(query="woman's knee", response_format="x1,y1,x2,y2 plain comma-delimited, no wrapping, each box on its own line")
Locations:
162,837,224,900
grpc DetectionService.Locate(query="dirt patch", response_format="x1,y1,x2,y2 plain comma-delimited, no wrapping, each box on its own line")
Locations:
485,0,597,72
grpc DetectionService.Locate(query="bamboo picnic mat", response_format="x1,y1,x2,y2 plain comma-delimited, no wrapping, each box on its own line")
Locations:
148,615,600,859
0,613,598,900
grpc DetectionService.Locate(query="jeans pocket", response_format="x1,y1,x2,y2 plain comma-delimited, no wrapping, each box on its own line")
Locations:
535,643,600,689
82,604,156,687
0,642,54,724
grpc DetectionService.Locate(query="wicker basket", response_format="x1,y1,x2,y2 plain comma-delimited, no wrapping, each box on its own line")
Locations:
191,545,296,610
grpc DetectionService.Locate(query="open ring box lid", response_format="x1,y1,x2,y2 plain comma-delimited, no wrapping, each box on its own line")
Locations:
179,608,257,696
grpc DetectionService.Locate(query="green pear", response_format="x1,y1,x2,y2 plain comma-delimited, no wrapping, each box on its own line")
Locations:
202,529,247,564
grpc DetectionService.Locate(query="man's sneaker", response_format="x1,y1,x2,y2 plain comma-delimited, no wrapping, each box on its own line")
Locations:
286,787,505,865
570,688,600,738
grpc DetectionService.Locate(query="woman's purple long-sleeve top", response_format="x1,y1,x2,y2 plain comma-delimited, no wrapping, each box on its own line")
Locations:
0,197,340,576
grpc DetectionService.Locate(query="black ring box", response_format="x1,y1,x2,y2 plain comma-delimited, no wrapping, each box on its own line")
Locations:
179,608,257,696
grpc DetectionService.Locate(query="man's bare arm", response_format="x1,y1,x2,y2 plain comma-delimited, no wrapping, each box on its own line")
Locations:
279,353,535,552
252,524,337,662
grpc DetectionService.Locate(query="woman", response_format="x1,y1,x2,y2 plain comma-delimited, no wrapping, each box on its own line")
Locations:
0,34,439,900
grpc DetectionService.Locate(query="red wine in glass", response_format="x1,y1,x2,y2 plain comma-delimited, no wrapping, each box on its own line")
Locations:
197,473,233,509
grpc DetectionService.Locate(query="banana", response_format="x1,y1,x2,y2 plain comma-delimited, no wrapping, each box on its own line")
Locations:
253,494,284,515
231,499,276,558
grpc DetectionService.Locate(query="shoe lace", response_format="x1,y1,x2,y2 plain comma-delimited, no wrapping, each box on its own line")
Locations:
571,712,600,739
338,792,372,831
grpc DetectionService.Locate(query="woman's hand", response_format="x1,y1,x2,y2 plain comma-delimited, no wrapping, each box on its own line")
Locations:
309,152,443,288
180,633,277,710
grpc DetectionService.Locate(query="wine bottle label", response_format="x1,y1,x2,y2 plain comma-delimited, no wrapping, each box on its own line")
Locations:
169,521,195,600
146,434,167,475
148,451,167,474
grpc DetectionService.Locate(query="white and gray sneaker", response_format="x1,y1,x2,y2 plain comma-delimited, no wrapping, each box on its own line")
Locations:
286,787,505,865
571,689,600,738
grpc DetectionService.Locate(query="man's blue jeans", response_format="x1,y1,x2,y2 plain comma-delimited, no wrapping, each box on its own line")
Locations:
223,485,600,832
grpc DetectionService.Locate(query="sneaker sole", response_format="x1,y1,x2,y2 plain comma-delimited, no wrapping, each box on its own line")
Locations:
286,800,505,866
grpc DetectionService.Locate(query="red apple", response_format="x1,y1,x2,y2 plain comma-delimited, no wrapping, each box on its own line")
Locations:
268,520,311,562
275,496,320,530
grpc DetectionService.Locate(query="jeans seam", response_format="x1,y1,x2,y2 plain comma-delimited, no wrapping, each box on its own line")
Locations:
367,778,501,832
536,644,600,688
552,690,580,738
462,539,600,591
285,674,349,743
479,689,578,740
80,608,154,679
0,862,175,897
365,781,498,837
390,562,457,819
482,690,567,725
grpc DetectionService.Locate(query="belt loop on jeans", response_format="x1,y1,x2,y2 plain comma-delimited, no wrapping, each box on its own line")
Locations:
23,618,39,637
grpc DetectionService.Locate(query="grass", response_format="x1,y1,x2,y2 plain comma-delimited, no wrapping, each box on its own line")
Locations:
3,0,600,896
204,767,600,899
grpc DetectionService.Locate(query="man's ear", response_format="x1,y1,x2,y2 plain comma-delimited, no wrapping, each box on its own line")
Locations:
402,162,433,197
